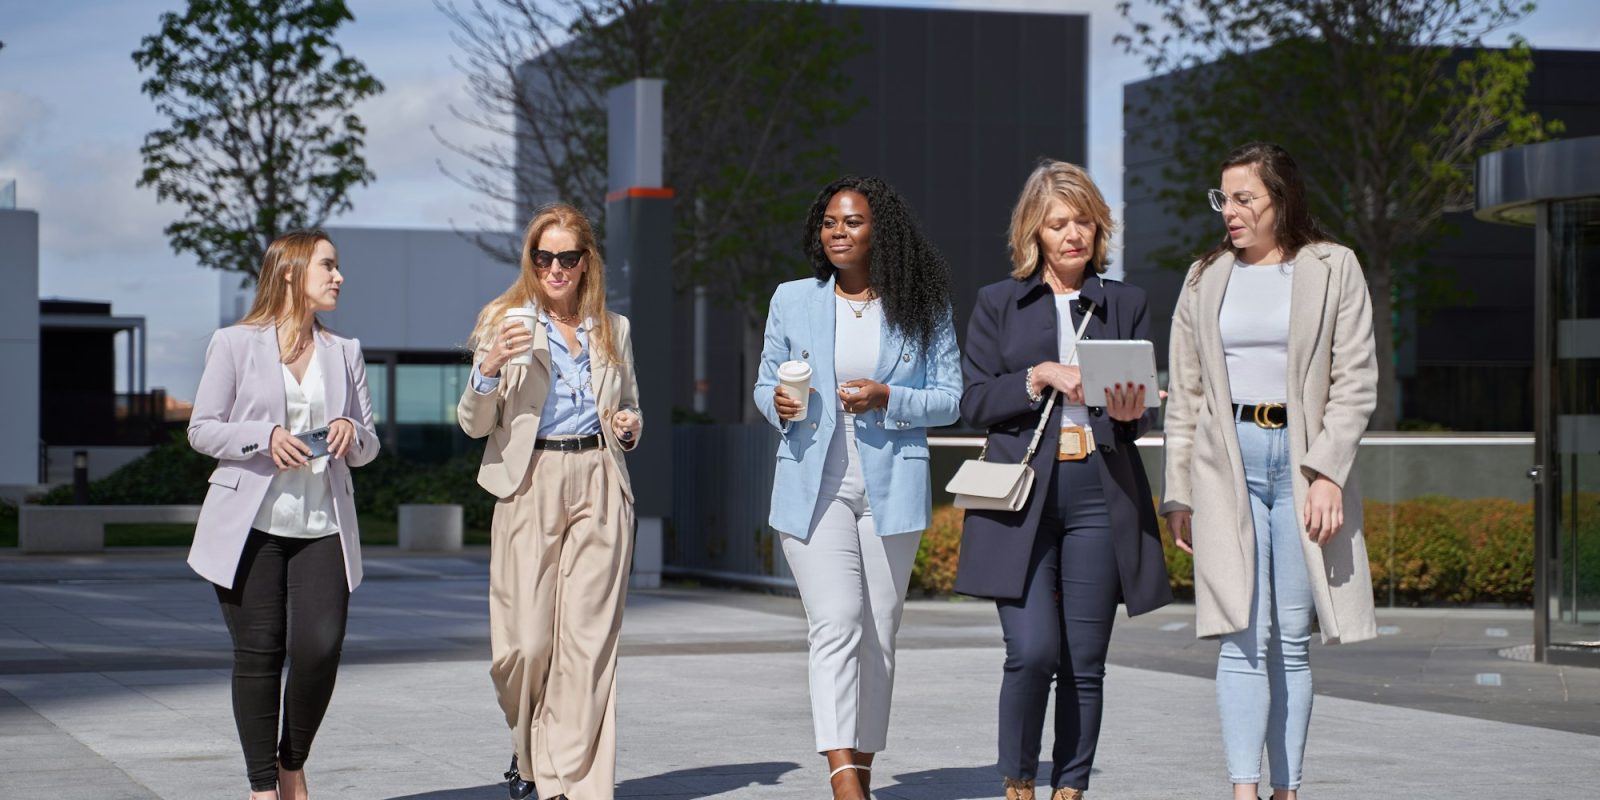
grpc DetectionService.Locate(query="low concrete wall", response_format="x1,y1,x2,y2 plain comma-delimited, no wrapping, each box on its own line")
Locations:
19,505,201,553
672,425,1538,591
397,504,463,552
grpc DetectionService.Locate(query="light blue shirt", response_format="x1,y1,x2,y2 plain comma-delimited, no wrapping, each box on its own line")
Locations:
471,310,602,438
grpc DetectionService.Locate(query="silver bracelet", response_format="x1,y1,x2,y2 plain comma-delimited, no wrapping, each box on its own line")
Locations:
1023,366,1044,405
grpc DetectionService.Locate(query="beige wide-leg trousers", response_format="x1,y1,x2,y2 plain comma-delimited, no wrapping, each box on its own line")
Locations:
489,446,633,800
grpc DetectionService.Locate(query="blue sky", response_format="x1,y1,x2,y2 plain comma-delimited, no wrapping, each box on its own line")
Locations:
3,0,1597,401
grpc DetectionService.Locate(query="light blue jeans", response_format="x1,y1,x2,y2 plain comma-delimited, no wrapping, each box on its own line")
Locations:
1216,420,1315,790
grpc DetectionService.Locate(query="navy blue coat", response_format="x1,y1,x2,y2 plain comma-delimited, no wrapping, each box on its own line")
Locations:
952,271,1174,614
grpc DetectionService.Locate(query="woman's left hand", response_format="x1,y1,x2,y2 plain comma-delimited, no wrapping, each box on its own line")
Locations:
327,418,357,458
1304,475,1344,545
611,408,641,444
1103,383,1147,422
837,380,889,414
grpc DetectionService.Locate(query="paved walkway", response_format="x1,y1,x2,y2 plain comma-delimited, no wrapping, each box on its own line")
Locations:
1,549,1596,799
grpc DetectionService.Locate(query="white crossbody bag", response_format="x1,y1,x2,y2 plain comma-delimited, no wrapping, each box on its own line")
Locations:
945,301,1094,511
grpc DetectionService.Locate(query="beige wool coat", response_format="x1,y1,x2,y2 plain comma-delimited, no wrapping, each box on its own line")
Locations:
1161,242,1378,644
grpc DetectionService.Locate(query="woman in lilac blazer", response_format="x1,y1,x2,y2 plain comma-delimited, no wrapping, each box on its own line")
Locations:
187,230,379,800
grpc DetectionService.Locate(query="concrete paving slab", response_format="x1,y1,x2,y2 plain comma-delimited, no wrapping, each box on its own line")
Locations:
1,553,1596,799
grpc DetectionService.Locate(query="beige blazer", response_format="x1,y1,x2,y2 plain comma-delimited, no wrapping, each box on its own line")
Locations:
1162,242,1378,644
458,311,640,500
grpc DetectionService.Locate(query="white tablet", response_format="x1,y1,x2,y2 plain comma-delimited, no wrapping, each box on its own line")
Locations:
1076,339,1162,408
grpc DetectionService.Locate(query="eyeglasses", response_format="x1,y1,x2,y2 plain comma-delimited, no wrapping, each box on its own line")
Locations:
1207,189,1262,213
532,249,584,270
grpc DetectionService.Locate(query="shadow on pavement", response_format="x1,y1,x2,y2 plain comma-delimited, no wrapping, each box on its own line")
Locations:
385,785,502,799
874,763,1044,800
614,760,801,797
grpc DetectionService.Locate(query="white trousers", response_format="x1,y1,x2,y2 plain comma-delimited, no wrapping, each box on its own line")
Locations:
780,418,922,753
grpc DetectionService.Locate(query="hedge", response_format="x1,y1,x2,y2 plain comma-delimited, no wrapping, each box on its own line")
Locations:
913,497,1562,607
37,433,495,533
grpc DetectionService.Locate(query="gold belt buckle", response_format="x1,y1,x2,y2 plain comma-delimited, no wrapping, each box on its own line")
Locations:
1253,403,1286,429
1058,425,1093,461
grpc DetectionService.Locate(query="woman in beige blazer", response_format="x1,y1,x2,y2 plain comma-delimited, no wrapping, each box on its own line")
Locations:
458,203,641,800
1162,143,1378,800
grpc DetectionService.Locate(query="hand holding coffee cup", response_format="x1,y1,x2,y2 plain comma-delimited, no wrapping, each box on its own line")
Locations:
775,360,813,421
612,406,641,443
483,313,536,377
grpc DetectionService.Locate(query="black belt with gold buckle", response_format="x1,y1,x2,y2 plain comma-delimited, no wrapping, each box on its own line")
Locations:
1234,403,1287,429
533,434,606,452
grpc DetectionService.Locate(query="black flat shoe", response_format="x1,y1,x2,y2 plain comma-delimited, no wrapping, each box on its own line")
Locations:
505,754,535,800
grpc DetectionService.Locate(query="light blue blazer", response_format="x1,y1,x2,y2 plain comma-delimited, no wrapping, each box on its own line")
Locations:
753,276,961,539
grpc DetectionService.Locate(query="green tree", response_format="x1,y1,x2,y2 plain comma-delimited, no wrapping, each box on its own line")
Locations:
1118,0,1560,429
438,0,861,327
133,0,384,280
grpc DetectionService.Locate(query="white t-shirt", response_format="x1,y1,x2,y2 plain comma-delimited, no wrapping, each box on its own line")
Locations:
1219,260,1293,404
252,345,339,538
1054,292,1091,428
835,295,882,411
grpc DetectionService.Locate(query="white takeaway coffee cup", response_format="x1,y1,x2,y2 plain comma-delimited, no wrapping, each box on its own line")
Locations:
504,308,538,367
777,360,813,418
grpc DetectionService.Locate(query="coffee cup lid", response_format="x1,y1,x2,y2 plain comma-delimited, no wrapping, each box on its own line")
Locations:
778,360,812,379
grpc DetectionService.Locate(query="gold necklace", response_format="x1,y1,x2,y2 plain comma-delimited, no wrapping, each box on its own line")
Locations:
839,291,876,319
547,308,579,324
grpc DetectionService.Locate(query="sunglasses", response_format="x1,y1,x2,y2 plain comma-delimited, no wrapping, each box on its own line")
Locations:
532,249,584,270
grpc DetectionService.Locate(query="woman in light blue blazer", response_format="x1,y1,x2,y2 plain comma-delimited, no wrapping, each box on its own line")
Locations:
753,175,960,800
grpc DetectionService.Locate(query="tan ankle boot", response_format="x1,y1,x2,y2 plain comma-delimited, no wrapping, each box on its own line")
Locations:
1050,788,1084,800
1003,777,1035,800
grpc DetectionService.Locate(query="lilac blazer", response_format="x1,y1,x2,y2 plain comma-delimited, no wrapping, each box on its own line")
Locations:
187,324,380,590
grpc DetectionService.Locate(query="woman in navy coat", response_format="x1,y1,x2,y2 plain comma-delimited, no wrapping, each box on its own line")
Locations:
955,160,1172,800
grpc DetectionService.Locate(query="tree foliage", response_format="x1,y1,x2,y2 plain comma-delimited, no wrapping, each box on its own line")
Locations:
1117,0,1561,428
437,0,862,323
133,0,384,279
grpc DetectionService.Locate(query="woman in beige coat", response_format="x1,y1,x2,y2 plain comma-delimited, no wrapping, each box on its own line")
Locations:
458,203,641,800
1162,143,1378,800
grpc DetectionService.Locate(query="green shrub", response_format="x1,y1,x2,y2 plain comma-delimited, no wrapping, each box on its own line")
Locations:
30,433,497,536
910,505,963,596
40,431,212,506
915,496,1541,606
0,499,17,548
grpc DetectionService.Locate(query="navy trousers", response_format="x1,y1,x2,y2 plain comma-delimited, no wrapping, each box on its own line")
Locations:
994,453,1119,791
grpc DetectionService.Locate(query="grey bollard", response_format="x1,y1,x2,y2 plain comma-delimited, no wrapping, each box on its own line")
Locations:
396,504,464,552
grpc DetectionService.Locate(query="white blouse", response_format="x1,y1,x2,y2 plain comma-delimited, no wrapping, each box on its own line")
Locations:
1054,292,1092,428
252,346,339,539
834,295,883,411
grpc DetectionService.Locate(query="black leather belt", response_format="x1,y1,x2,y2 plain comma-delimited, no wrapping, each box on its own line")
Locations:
533,434,606,452
1233,402,1287,429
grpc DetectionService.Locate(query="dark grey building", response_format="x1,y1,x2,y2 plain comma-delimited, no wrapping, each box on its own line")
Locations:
518,4,1091,424
1123,47,1600,431
682,3,1089,423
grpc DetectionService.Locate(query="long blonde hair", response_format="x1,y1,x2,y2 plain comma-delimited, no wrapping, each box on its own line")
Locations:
1006,160,1116,279
469,203,617,364
237,229,332,363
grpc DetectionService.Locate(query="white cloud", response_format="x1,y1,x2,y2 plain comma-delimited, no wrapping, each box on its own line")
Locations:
0,91,51,160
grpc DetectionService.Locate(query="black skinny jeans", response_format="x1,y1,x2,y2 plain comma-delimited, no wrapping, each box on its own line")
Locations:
215,530,350,792
995,453,1119,792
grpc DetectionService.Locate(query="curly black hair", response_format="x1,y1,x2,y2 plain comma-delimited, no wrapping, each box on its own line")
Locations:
802,175,954,354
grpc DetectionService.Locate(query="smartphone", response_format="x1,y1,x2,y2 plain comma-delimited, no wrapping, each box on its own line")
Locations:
294,426,331,459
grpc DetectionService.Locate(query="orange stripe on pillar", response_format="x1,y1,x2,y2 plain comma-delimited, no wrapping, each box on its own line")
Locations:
605,187,675,202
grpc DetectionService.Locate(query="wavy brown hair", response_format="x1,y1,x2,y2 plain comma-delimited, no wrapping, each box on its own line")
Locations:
1007,159,1115,279
237,229,333,363
469,203,618,364
1193,141,1333,282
